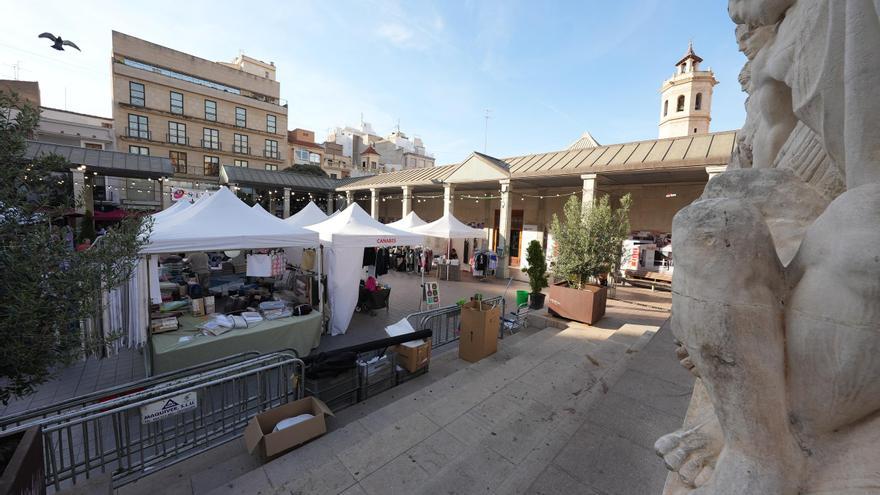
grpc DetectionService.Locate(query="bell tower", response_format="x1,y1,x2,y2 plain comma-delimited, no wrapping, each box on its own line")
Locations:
658,42,718,139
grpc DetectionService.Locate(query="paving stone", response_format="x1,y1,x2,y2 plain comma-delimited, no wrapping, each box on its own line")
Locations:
419,382,495,427
357,452,430,495
525,464,596,495
416,444,516,495
609,368,693,417
277,456,357,495
190,450,260,495
584,391,683,450
482,400,567,464
205,466,272,495
339,483,368,495
404,428,465,473
337,412,438,480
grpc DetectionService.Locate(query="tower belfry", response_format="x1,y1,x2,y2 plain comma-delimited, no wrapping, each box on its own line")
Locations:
658,42,718,138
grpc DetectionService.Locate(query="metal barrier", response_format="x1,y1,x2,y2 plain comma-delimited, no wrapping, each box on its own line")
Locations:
407,296,504,348
0,351,262,432
2,351,304,492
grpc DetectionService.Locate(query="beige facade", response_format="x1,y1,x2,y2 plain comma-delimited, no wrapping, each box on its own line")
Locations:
321,141,352,178
287,128,324,169
111,31,288,195
658,43,717,139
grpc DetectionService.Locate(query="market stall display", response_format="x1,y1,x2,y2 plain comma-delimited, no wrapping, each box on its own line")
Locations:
411,213,487,283
306,203,423,335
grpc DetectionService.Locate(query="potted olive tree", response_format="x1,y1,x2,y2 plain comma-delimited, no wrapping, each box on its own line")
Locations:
547,194,631,324
521,240,548,309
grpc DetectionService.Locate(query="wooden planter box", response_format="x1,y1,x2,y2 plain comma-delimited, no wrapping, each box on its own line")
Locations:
547,281,607,325
0,426,44,495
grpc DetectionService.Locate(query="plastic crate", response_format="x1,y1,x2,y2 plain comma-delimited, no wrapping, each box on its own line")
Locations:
394,363,428,385
305,367,359,411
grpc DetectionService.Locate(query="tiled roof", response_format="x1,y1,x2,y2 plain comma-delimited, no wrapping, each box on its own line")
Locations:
24,140,173,178
338,130,737,190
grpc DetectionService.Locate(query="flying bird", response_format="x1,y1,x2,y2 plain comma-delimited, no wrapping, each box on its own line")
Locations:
38,33,80,52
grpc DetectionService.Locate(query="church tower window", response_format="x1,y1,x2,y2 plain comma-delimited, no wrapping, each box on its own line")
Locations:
663,100,669,117
676,95,685,112
695,93,703,110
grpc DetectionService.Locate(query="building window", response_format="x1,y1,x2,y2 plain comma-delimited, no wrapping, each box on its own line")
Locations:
204,155,220,176
309,152,321,164
695,93,703,110
202,128,219,150
82,142,104,150
204,100,217,121
694,128,698,134
235,107,246,127
265,164,278,171
129,81,145,106
126,178,154,202
169,151,187,174
676,95,685,112
267,114,276,133
330,173,338,179
128,145,149,155
167,121,187,145
233,133,249,154
233,159,248,168
295,149,310,162
127,114,149,139
169,91,184,114
663,100,668,117
264,139,278,159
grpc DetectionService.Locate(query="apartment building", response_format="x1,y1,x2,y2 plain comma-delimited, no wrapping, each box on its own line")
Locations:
111,31,288,199
321,141,352,178
287,128,323,169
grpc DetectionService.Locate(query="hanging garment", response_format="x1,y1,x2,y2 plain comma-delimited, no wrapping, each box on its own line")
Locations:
375,248,389,277
362,247,377,267
246,254,272,277
302,248,316,271
488,254,498,271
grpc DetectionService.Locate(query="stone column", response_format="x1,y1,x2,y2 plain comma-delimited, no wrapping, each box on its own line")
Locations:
443,183,455,216
536,188,548,233
268,195,276,217
370,188,379,219
497,179,512,278
326,192,334,214
346,190,353,209
160,179,171,210
581,173,598,209
283,187,291,218
706,165,727,181
401,185,412,216
72,169,86,214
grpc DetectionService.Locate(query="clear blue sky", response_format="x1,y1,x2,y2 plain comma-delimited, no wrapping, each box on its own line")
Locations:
0,0,746,165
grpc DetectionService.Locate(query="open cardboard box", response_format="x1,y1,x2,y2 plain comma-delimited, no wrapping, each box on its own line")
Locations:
394,339,431,373
243,396,334,459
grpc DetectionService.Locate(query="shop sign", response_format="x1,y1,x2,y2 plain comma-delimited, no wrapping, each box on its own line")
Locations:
376,237,397,245
424,281,440,306
140,392,197,424
171,188,209,202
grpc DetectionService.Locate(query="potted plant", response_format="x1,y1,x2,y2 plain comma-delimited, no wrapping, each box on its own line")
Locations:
521,240,548,309
547,194,631,324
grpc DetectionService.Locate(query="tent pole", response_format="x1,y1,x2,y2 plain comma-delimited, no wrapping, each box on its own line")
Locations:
317,244,324,315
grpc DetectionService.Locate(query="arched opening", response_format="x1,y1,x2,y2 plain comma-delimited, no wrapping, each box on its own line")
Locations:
663,100,668,117
676,95,685,112
695,93,703,110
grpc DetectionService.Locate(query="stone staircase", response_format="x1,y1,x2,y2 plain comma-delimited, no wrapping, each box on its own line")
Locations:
201,320,668,495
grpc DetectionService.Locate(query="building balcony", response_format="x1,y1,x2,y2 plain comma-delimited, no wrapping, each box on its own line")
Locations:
166,134,190,146
200,139,222,151
125,127,151,140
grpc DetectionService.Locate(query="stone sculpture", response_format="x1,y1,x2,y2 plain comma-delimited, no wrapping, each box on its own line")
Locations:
656,1,880,493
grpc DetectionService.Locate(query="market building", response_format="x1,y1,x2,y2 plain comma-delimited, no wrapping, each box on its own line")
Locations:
110,31,289,204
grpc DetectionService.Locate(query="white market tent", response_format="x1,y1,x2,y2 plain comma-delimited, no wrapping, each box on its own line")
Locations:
285,201,328,227
387,211,427,231
412,213,487,240
142,187,318,254
151,198,191,222
307,203,424,335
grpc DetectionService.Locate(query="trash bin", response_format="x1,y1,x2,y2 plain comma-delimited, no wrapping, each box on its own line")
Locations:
516,290,529,307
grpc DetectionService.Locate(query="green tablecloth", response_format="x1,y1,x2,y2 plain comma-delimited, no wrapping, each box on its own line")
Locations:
149,312,322,375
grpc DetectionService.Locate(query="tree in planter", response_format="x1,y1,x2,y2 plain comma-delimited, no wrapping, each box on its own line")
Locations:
521,240,548,308
550,194,632,289
0,91,151,407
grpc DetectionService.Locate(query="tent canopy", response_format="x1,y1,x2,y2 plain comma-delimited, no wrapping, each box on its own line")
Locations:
151,198,191,222
141,186,318,254
412,213,487,239
306,203,424,248
285,201,328,227
387,211,427,232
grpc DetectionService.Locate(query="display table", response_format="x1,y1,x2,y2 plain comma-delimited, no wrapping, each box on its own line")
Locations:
149,312,322,375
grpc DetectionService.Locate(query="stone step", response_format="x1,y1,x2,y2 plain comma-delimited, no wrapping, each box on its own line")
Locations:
210,323,658,495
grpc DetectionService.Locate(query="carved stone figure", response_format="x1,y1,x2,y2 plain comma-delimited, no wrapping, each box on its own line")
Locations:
656,1,880,493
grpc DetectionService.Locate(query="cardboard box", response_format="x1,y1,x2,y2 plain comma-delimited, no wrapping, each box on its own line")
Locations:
393,339,431,373
459,301,500,362
150,316,179,334
204,296,215,315
243,397,334,459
